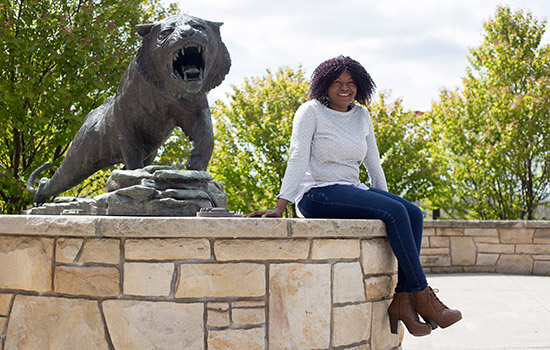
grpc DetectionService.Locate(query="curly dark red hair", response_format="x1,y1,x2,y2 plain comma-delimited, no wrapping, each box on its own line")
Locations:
309,55,376,105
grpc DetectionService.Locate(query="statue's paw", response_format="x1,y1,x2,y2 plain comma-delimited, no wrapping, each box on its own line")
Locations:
185,158,208,171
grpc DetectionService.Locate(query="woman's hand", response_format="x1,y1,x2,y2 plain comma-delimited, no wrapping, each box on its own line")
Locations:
243,209,282,218
243,198,289,218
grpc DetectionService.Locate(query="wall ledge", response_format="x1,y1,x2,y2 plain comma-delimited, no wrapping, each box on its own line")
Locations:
0,214,387,238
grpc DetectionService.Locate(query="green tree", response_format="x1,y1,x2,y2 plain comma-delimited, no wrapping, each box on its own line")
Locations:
366,92,439,208
209,67,309,217
429,6,550,219
0,0,178,213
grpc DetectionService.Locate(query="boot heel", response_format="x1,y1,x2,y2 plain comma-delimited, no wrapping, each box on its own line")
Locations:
420,314,438,330
388,311,399,334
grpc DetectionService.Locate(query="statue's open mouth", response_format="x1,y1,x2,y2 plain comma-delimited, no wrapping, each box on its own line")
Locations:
173,43,205,82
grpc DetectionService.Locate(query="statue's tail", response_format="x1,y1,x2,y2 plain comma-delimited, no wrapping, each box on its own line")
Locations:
26,161,52,195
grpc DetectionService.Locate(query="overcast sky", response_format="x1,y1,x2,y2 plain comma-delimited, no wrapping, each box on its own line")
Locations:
171,0,550,111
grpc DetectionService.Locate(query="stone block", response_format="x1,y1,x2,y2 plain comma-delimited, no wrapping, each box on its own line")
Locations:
311,239,360,260
499,228,534,244
0,294,12,316
54,266,119,297
232,306,265,326
429,236,449,248
430,266,464,273
339,345,370,350
476,243,515,254
233,300,265,308
422,247,450,255
534,228,550,239
516,244,550,255
534,229,550,243
450,237,476,266
207,328,264,350
0,237,53,292
473,236,500,243
361,239,397,275
176,263,265,298
0,215,98,236
421,236,430,248
207,302,230,328
420,254,451,266
214,239,308,261
333,262,367,303
125,238,211,260
463,266,495,273
332,303,371,348
55,238,83,263
370,300,403,350
123,262,174,297
0,316,6,334
4,295,108,350
464,228,498,236
496,255,533,274
364,275,392,301
103,300,204,350
79,238,120,264
290,219,386,238
436,227,463,236
422,227,436,236
269,263,331,349
98,216,288,238
534,261,550,275
476,253,500,266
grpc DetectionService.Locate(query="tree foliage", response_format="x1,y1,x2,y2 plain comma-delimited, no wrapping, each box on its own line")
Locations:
429,6,550,219
0,0,178,213
366,92,439,206
209,67,309,217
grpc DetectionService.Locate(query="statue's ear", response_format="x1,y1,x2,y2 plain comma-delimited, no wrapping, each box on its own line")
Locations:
208,21,223,34
135,23,155,37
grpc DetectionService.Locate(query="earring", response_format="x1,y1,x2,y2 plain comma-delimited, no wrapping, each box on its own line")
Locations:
320,94,330,106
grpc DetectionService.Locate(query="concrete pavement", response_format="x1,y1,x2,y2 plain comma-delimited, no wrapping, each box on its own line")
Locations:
402,274,550,350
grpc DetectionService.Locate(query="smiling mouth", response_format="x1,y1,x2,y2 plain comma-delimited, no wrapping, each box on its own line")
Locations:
173,43,205,82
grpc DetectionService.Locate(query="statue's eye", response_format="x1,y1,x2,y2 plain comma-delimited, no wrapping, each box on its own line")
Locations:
191,24,206,31
158,28,174,40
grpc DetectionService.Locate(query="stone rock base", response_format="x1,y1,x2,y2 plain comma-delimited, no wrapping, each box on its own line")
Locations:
25,166,227,216
0,215,402,350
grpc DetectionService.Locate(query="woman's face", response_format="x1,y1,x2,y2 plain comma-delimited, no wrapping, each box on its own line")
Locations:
327,70,357,112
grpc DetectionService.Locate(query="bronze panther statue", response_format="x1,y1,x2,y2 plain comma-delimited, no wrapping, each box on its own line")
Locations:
27,14,231,205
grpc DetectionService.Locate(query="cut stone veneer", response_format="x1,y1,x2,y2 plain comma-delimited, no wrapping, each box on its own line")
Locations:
421,221,550,275
0,215,403,350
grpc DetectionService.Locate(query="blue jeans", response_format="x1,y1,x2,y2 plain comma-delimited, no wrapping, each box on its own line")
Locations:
298,184,428,293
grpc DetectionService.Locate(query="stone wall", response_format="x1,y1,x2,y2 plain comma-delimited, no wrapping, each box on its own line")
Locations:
0,215,402,350
421,221,550,275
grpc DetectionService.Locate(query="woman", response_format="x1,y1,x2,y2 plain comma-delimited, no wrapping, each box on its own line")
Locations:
245,55,461,337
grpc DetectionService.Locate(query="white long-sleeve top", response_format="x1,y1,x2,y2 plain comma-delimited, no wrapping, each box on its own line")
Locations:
278,99,388,204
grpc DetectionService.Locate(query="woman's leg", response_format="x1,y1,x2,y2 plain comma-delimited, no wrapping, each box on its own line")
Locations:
368,187,424,293
298,184,428,293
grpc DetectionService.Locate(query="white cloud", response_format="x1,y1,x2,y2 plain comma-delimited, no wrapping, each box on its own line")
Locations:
170,0,550,111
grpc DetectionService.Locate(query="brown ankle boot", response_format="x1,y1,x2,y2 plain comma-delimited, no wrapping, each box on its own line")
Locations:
414,286,462,329
388,292,432,336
